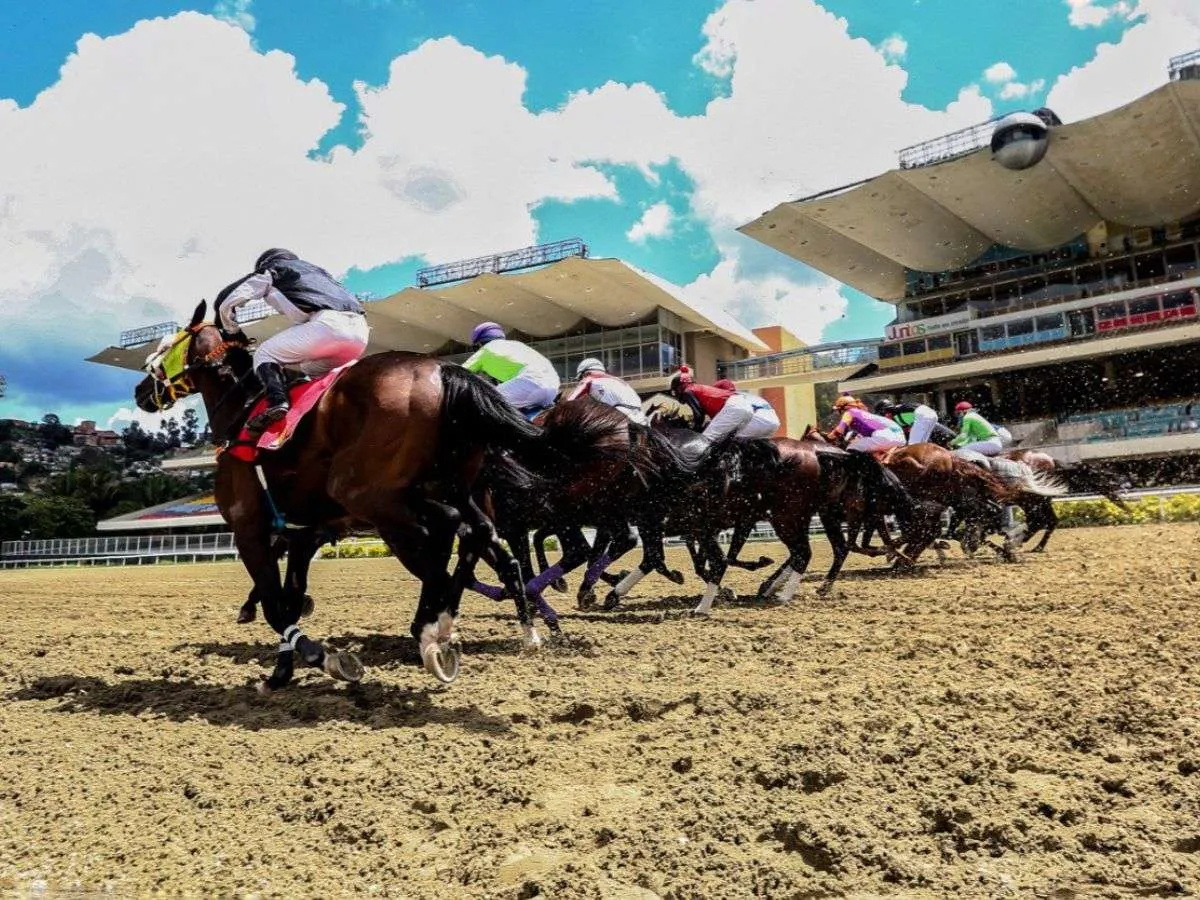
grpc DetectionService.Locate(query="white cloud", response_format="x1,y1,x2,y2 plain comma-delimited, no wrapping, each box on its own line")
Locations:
984,61,1017,83
1065,0,1137,28
627,203,674,243
999,77,1047,99
1048,0,1200,120
213,0,255,32
878,34,907,63
680,256,848,346
2,2,1003,419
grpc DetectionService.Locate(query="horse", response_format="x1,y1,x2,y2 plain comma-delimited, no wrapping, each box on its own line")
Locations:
1002,450,1128,551
471,396,696,626
134,301,543,691
599,405,918,614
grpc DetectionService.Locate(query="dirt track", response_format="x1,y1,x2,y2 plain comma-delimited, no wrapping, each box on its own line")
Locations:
1,525,1199,898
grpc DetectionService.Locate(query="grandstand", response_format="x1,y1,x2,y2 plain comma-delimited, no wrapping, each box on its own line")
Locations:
738,49,1200,468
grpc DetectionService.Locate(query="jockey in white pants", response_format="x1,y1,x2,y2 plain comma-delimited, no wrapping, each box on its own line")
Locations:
669,365,780,442
875,399,942,444
461,322,561,414
566,358,647,425
216,248,369,431
951,401,1004,456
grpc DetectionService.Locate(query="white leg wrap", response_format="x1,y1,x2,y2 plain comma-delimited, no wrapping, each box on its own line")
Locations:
521,623,542,649
418,622,439,654
693,582,719,615
615,567,647,597
281,625,303,650
763,565,792,597
777,571,803,603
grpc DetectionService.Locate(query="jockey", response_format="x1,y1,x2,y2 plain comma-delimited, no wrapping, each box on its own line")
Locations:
826,395,905,453
461,322,561,414
216,248,369,432
565,358,647,425
669,365,780,442
950,401,1004,456
874,398,945,445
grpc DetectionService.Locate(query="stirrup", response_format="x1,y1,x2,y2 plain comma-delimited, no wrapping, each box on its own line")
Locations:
247,404,288,433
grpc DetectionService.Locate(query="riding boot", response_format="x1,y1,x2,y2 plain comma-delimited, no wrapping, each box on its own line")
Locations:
247,363,291,432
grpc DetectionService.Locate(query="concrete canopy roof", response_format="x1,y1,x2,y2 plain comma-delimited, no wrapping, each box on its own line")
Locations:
739,80,1200,302
88,256,767,372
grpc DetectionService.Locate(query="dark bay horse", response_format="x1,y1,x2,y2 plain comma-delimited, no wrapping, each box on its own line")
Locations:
1003,449,1127,551
135,301,541,691
472,397,695,628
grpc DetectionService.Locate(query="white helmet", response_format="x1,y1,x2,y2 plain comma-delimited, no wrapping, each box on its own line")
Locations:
576,357,605,378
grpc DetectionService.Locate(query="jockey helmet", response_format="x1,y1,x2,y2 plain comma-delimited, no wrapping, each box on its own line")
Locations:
576,357,605,378
669,365,694,394
873,399,891,415
955,400,974,413
713,378,737,392
255,248,299,271
470,321,505,346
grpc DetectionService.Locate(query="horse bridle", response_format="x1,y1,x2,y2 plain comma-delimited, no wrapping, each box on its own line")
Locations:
145,323,248,411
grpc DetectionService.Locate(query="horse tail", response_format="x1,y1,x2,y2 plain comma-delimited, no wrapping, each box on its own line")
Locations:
438,362,543,458
1014,465,1070,498
1066,463,1129,509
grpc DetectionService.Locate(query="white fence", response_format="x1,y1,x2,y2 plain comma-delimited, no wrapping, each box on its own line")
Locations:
0,533,240,569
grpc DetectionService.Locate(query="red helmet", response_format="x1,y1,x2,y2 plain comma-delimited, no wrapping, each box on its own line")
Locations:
954,400,973,413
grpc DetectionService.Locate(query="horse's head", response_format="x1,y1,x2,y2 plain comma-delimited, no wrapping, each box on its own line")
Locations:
134,300,249,412
802,424,828,443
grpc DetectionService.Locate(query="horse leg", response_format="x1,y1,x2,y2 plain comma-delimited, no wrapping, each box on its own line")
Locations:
533,526,569,593
282,528,321,620
1033,505,1057,552
605,519,665,610
692,530,730,615
378,503,462,684
726,520,773,571
460,497,540,649
771,515,813,604
521,526,594,635
817,510,848,596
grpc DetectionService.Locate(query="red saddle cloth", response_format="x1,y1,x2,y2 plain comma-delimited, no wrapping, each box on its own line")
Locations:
226,361,356,463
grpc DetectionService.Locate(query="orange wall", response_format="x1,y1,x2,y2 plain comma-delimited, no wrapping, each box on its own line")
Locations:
751,325,813,438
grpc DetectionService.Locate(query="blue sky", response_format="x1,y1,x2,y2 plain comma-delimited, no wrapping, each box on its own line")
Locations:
0,0,1190,427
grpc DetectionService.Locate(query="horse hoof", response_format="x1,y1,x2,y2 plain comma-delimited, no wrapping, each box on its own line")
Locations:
551,578,568,594
718,587,736,604
576,588,596,611
300,595,315,618
602,591,621,612
324,650,364,683
521,626,543,652
690,606,710,617
422,643,460,684
255,680,274,697
667,569,686,585
236,602,256,625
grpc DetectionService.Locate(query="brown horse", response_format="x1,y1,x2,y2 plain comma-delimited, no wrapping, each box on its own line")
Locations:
803,428,1030,562
134,301,542,691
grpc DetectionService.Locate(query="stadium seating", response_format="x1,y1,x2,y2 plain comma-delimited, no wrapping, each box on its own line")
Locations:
1060,400,1200,443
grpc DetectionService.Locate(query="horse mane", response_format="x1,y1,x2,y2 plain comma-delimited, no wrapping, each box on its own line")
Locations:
643,393,694,427
542,397,632,460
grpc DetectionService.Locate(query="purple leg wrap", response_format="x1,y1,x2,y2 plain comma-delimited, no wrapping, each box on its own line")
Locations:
526,563,566,596
581,553,614,592
533,592,560,626
471,580,506,601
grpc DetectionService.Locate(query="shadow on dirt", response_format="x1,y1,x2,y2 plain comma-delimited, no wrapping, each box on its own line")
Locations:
9,674,511,734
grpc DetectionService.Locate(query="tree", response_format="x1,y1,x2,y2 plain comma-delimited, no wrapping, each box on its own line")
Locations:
0,442,19,463
39,413,73,448
161,416,182,450
18,496,95,539
0,494,27,542
181,408,200,446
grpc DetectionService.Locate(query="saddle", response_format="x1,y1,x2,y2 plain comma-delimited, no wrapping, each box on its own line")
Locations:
955,448,1029,484
225,361,356,463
